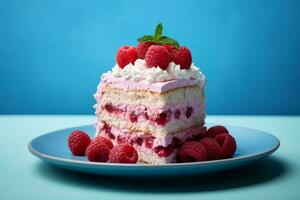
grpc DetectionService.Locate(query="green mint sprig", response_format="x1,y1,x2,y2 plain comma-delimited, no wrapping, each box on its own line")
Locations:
137,23,180,49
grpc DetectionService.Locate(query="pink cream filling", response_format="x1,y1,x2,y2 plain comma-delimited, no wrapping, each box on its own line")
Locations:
97,122,206,157
108,125,206,147
99,73,199,93
95,99,205,126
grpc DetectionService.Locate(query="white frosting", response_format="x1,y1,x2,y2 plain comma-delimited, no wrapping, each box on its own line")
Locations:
111,59,205,84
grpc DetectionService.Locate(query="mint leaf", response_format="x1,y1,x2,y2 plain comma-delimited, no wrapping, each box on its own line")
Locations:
158,36,180,48
138,35,156,43
137,23,180,48
154,23,163,39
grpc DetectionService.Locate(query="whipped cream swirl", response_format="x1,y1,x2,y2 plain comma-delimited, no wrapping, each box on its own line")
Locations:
110,59,205,84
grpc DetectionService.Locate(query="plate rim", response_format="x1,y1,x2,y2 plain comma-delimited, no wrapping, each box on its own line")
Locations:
28,123,280,168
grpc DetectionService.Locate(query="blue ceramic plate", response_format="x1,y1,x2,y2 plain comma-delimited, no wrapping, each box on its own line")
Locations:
29,123,280,177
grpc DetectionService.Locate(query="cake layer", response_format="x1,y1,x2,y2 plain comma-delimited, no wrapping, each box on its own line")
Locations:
95,84,204,109
96,109,205,137
96,98,204,127
96,122,206,147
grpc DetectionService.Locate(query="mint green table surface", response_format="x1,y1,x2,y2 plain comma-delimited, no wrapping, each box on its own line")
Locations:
1,115,299,200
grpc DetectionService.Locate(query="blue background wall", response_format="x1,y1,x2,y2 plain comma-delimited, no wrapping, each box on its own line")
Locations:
0,0,299,115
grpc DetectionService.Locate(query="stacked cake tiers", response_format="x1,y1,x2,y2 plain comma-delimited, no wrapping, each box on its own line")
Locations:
94,23,206,164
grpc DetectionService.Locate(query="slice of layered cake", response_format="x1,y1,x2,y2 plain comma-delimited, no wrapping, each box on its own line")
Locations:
94,23,206,164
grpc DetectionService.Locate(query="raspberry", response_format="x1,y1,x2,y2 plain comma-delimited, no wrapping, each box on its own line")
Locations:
107,132,115,140
116,45,138,69
162,44,177,54
154,145,174,157
86,136,113,162
102,121,110,132
179,141,207,162
109,143,138,163
102,122,115,140
171,46,192,69
136,42,157,59
104,103,114,113
145,45,170,70
114,107,123,115
187,133,201,141
131,136,143,146
174,109,181,119
153,110,171,126
199,138,221,160
172,137,182,148
129,112,138,123
143,112,149,120
205,125,229,138
94,136,113,149
198,126,207,140
104,103,123,115
214,133,237,159
185,106,193,118
145,136,155,148
116,135,127,144
68,130,91,156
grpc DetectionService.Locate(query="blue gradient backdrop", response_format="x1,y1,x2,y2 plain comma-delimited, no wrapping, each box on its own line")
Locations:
0,0,299,115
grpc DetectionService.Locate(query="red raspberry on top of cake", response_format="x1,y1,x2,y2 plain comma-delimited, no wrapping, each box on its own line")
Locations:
116,46,138,68
171,46,192,69
137,42,157,59
145,45,170,70
93,23,206,164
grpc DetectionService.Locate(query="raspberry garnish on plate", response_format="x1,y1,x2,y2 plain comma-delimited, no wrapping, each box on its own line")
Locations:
199,138,221,160
109,143,138,164
85,136,113,162
214,133,237,159
94,136,114,149
68,130,91,156
205,125,229,138
178,141,207,162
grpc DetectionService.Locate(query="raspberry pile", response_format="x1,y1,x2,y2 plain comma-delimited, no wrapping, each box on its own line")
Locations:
67,124,237,164
116,23,193,70
178,125,237,162
67,130,138,164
